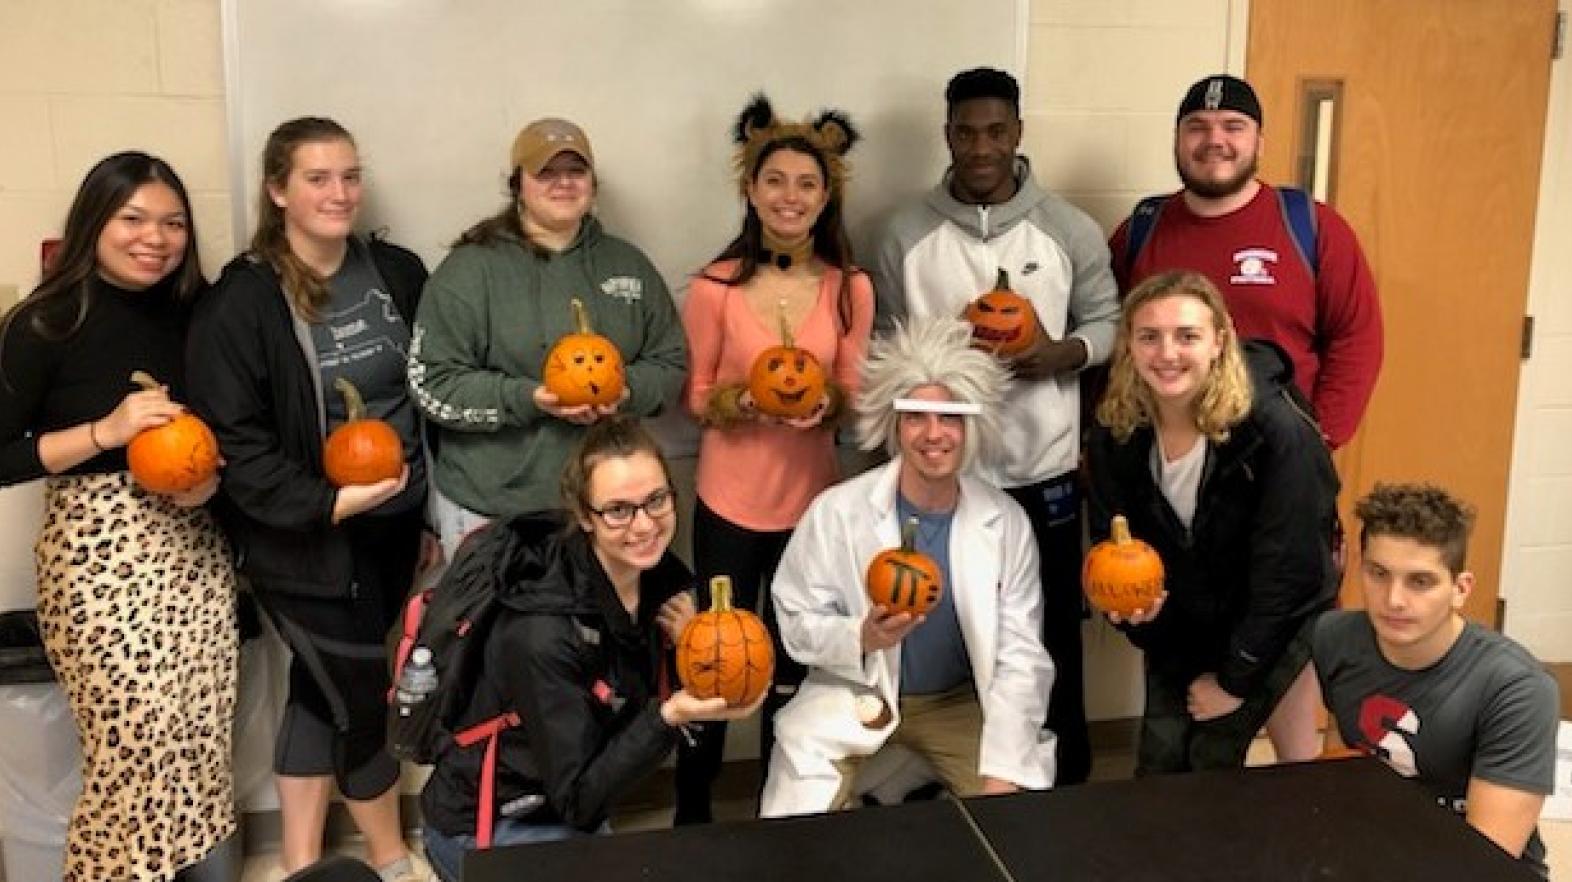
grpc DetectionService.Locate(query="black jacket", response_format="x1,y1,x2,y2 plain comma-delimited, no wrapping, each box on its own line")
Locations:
1086,340,1340,697
421,515,688,835
185,238,428,597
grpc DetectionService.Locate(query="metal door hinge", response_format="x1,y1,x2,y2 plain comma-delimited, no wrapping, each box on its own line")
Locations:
1556,10,1566,60
1521,315,1535,360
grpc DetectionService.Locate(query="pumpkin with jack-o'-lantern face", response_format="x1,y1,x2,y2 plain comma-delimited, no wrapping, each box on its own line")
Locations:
543,298,625,407
964,268,1039,358
747,300,826,419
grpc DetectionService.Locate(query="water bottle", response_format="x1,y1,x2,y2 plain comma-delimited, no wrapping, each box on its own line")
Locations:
390,646,438,760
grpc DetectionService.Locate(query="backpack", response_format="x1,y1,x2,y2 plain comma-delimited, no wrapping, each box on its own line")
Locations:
388,515,668,848
387,517,536,848
1123,186,1320,279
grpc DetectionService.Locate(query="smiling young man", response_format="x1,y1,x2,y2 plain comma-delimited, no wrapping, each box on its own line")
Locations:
1314,483,1559,877
1109,74,1382,452
759,317,1056,817
870,66,1118,786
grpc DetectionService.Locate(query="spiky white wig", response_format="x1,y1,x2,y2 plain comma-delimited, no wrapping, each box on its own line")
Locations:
855,316,1010,472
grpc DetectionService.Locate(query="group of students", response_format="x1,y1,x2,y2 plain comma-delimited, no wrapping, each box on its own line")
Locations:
0,65,1559,882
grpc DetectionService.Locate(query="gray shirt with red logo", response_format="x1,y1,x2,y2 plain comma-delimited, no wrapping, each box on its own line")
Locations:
1313,610,1558,876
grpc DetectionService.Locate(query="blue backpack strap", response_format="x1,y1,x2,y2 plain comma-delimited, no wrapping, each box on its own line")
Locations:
1275,186,1319,276
1123,195,1170,278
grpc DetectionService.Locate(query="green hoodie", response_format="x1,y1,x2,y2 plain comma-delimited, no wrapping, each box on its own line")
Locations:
409,217,685,516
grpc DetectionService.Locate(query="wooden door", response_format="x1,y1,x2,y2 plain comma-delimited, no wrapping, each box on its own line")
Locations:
1248,0,1557,624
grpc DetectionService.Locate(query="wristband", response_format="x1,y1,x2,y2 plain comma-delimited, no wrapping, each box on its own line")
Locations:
88,421,105,452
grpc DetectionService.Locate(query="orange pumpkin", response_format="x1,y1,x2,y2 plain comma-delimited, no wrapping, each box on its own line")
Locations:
1082,514,1166,617
542,298,625,407
865,516,944,617
322,378,404,487
963,268,1039,358
676,576,774,708
125,370,220,495
747,299,826,419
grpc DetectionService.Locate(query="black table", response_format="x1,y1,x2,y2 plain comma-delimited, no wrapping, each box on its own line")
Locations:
465,796,1010,882
466,759,1538,881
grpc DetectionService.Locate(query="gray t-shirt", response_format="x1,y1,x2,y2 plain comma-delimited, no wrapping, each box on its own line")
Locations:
1313,610,1559,876
310,237,425,513
896,494,971,696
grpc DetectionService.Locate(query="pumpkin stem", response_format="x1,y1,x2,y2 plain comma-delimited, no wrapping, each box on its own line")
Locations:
1111,514,1133,546
570,298,592,335
776,298,794,349
709,576,734,613
130,370,161,391
900,516,918,553
994,267,1010,291
334,377,367,423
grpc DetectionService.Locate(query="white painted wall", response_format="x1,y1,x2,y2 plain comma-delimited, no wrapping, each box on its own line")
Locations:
1500,0,1572,663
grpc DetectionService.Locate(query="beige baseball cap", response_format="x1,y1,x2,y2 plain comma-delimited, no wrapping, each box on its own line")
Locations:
510,118,594,176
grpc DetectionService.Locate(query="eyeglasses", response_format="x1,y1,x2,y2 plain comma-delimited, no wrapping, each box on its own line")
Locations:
587,487,675,528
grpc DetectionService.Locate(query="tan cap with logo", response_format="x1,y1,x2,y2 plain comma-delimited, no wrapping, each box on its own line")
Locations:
510,118,594,176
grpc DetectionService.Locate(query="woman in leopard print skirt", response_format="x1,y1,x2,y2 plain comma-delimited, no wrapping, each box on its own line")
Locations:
0,153,239,881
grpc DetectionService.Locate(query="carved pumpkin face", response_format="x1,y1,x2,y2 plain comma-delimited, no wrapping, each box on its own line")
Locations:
964,268,1038,358
1082,515,1166,617
124,370,219,495
323,378,404,487
542,299,626,407
747,344,826,419
676,577,775,707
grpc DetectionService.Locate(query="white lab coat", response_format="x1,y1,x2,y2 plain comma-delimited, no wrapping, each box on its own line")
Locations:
759,458,1057,818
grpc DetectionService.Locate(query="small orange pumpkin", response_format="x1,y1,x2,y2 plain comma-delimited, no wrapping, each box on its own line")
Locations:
865,516,944,617
322,378,404,487
542,298,625,407
1082,515,1166,617
126,370,220,495
747,299,826,419
963,268,1039,358
676,576,774,708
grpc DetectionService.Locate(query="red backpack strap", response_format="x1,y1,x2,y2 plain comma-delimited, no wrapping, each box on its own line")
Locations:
387,590,430,703
452,711,522,849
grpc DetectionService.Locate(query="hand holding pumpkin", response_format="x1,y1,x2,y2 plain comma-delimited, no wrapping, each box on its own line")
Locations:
165,469,223,509
99,380,185,449
860,605,923,654
1103,591,1167,626
533,383,625,425
660,686,767,727
330,464,409,524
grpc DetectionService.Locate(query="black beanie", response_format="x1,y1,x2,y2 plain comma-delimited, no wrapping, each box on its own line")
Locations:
1176,75,1262,126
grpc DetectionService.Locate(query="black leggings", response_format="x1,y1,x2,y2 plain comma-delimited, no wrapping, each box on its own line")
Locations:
257,506,423,800
673,497,803,821
1006,471,1092,786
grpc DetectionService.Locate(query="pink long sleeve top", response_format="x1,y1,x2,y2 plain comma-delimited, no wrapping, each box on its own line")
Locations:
682,260,875,532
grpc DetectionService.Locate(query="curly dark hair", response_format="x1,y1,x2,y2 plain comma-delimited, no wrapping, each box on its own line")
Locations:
1354,483,1476,575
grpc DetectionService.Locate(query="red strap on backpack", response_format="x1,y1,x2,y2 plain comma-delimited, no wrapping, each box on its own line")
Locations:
388,590,430,702
452,711,522,849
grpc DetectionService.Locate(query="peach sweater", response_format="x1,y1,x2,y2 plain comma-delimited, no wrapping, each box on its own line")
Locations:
682,261,874,531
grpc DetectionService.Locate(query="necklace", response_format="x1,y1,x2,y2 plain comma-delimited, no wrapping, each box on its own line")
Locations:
760,233,814,270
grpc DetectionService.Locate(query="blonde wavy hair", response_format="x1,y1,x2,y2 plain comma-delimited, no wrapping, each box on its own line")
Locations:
1096,270,1251,443
855,316,1009,472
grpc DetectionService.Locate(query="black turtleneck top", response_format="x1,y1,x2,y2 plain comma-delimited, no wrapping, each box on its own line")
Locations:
0,275,189,484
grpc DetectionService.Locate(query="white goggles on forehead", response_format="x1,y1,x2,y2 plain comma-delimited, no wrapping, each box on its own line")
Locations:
893,398,981,416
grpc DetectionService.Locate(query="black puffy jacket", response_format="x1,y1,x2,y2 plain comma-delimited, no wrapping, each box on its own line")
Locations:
1086,340,1340,697
420,514,688,835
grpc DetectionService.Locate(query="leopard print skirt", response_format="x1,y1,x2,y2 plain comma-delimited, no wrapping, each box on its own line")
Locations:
35,471,238,882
